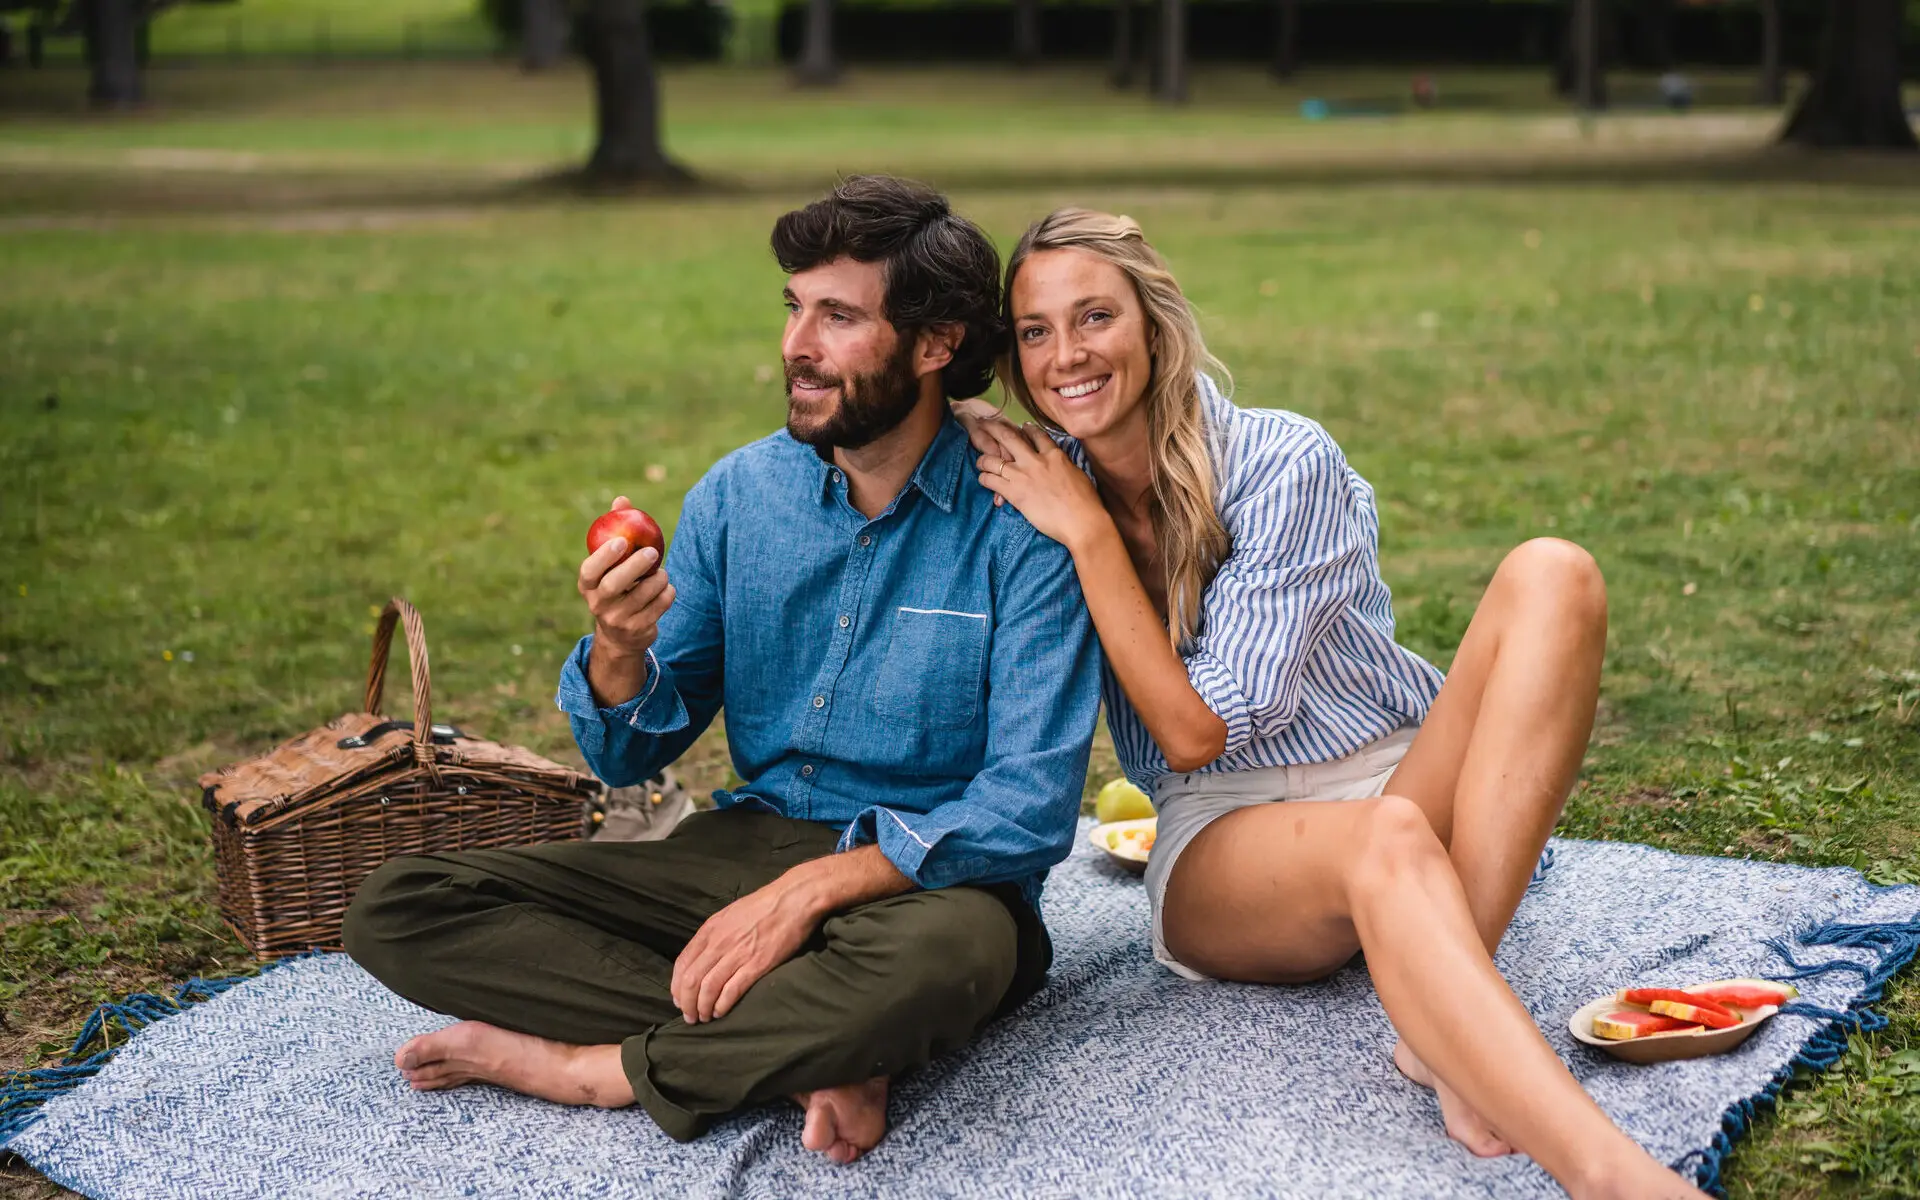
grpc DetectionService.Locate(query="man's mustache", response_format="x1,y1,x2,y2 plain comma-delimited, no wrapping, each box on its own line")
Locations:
784,363,842,390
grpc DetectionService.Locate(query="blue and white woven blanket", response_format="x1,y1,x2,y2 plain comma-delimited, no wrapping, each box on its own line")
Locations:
6,829,1919,1199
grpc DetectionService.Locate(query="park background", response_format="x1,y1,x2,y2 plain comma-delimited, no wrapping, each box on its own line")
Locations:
2,0,1917,1195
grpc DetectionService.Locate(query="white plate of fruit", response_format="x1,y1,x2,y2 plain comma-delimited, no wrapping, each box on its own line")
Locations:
1570,978,1798,1063
1088,778,1155,874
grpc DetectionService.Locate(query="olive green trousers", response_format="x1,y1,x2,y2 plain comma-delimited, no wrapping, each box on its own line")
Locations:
342,809,1049,1140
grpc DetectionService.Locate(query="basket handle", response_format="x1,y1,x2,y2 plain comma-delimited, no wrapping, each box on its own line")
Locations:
363,597,434,749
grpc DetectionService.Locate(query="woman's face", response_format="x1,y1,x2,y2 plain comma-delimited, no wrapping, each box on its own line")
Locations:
1009,248,1154,444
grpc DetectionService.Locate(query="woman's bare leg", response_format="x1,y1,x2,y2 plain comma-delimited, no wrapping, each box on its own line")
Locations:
1161,797,1702,1200
1373,538,1608,1139
1388,536,1610,949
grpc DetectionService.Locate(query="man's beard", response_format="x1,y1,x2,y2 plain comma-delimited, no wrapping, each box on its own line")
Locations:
784,341,922,453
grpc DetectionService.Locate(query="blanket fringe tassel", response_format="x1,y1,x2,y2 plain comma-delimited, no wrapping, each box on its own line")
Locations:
1680,913,1920,1197
1,952,319,1148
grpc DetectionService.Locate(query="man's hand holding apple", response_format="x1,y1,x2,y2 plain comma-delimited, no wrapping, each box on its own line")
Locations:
577,495,674,708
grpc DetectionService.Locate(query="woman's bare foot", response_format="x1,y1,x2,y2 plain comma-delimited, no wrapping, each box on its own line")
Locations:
1568,1145,1714,1200
793,1077,890,1164
1393,1039,1513,1157
1390,1043,1707,1197
394,1021,633,1108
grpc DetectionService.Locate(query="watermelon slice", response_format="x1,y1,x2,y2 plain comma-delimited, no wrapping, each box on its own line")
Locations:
1592,1010,1702,1040
1684,979,1798,1010
1649,999,1742,1029
1617,987,1737,1020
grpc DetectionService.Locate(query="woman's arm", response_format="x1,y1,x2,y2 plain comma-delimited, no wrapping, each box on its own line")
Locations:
977,423,1227,773
1064,519,1228,772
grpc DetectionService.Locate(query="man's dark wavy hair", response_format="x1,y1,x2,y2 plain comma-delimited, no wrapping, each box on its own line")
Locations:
771,175,1003,400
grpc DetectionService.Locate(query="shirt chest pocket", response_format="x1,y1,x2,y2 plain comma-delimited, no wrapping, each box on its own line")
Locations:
872,607,989,730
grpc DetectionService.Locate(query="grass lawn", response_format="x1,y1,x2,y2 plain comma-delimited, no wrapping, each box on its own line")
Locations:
22,0,500,61
2,61,1918,1198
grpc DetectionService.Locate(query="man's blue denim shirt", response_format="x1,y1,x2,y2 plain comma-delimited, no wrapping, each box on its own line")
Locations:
555,416,1103,912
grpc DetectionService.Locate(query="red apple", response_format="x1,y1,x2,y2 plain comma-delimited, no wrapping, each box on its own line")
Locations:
586,507,665,572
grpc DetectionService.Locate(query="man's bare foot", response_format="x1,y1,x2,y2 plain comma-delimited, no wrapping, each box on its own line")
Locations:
1393,1040,1513,1157
793,1077,889,1165
394,1021,634,1109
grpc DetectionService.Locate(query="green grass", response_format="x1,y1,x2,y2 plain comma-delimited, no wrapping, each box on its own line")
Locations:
154,0,495,57
30,0,505,60
3,62,1919,1199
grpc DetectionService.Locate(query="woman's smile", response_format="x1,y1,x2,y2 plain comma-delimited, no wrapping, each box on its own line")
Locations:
1053,374,1111,402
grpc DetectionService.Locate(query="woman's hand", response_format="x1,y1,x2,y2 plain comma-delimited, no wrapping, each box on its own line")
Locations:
950,398,1013,459
976,421,1109,552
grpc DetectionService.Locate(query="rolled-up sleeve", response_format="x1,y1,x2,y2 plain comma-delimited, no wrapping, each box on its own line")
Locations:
1184,439,1368,756
840,521,1102,891
554,478,726,789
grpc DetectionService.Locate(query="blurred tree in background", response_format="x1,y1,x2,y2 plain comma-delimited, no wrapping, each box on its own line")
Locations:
5,0,1913,148
1783,0,1917,146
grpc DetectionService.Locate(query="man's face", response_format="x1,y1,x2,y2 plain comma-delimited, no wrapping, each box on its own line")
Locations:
781,257,922,452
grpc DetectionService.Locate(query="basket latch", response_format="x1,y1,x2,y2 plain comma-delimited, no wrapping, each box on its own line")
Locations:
337,720,465,750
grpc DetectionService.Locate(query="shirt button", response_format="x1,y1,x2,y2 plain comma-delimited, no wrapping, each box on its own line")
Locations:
830,470,843,484
838,614,850,628
801,764,814,777
857,534,871,547
812,695,826,708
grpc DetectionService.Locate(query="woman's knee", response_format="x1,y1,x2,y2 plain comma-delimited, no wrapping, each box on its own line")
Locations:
1346,795,1450,900
1498,537,1607,627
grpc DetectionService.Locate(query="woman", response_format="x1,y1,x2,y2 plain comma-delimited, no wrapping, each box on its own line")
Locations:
955,209,1704,1200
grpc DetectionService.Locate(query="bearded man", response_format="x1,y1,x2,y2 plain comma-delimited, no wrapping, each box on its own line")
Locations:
343,175,1102,1163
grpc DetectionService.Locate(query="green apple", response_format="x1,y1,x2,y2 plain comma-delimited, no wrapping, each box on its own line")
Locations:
1094,778,1154,824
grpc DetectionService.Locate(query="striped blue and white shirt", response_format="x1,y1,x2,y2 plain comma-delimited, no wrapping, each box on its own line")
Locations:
1077,376,1445,790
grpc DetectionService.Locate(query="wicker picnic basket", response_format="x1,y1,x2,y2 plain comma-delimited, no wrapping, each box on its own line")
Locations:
198,597,600,958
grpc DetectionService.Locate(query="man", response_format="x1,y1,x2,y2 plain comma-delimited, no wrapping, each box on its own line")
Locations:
343,176,1103,1164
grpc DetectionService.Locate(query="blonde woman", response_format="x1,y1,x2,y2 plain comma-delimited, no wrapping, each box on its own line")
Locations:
954,209,1705,1200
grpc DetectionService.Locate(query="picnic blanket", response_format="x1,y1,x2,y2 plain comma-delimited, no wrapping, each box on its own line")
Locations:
6,826,1918,1199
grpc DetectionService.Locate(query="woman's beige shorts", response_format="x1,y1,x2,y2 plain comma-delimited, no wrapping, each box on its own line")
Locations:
1144,725,1419,981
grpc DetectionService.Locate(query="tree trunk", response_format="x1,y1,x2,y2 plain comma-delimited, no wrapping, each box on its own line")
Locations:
1756,0,1784,105
1569,0,1605,110
1271,0,1298,80
1013,0,1041,67
521,0,570,71
1782,0,1916,149
795,0,838,85
581,0,692,183
1154,0,1186,104
1109,0,1134,88
84,0,142,108
1553,0,1611,104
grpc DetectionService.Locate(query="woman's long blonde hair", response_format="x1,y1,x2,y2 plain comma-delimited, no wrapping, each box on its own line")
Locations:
999,208,1232,649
